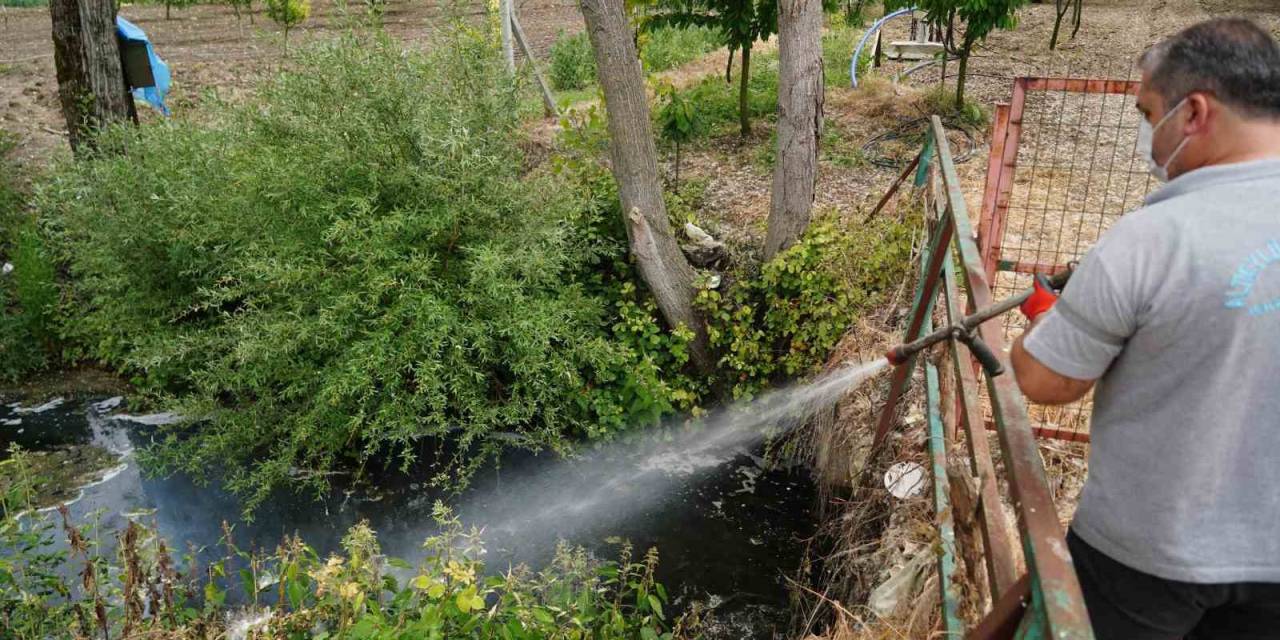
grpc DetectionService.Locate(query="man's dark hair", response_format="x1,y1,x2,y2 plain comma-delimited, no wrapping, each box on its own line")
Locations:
1139,18,1280,119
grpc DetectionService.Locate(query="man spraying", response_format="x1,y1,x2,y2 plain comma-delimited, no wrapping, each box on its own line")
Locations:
1011,18,1280,639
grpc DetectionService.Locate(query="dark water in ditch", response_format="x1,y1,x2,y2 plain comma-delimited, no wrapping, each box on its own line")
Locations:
0,393,818,639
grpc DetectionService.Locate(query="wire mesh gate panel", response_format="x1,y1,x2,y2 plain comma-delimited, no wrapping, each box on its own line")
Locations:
978,77,1153,442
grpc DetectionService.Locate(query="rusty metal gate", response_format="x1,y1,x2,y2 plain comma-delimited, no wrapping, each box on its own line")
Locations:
871,116,1093,639
978,77,1153,442
863,76,1153,637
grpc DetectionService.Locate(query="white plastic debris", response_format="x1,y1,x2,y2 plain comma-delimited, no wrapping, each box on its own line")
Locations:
226,608,273,640
868,548,932,617
883,461,926,499
2,262,12,276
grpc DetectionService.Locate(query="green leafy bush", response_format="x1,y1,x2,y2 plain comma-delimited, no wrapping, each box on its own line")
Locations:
640,25,722,72
697,212,916,397
551,106,707,431
37,29,686,512
548,30,597,91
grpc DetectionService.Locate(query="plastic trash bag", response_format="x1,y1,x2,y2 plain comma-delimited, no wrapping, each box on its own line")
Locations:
115,16,171,116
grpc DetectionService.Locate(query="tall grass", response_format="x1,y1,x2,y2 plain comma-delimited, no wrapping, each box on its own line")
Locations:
548,24,724,92
641,24,722,72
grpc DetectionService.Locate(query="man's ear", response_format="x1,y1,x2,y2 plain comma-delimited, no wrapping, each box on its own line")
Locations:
1185,92,1213,135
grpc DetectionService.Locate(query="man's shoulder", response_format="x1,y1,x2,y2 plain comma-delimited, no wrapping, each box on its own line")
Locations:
1093,201,1184,257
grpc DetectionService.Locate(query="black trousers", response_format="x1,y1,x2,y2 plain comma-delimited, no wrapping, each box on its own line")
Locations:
1067,529,1280,639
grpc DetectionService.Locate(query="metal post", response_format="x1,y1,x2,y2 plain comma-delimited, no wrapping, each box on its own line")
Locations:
511,13,559,117
500,0,515,73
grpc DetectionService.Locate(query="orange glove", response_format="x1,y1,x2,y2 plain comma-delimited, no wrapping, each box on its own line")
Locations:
1020,274,1059,322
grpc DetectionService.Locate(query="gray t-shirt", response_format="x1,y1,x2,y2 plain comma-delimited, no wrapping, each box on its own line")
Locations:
1024,158,1280,584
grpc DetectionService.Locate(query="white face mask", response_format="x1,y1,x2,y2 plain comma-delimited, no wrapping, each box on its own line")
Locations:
1137,98,1190,183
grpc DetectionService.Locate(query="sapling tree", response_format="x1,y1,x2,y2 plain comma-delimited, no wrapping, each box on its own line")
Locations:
1049,0,1083,50
886,0,1028,105
642,0,778,136
227,0,254,24
657,82,699,190
265,0,311,52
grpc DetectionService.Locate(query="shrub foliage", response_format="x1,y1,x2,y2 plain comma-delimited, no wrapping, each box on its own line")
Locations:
549,30,597,91
697,213,916,398
37,30,674,511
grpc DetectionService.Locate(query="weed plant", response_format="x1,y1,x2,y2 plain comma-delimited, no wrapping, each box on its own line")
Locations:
0,134,56,382
658,52,779,139
696,212,915,398
640,25,722,72
549,25,723,93
0,468,699,640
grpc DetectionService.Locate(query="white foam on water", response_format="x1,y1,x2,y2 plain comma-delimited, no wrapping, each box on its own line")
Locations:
13,397,65,414
226,608,273,640
112,412,182,426
92,396,124,413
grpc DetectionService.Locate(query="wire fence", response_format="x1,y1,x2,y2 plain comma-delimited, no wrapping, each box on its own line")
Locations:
978,70,1154,442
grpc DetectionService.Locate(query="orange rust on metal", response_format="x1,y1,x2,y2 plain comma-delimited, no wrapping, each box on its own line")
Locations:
998,260,1073,277
965,573,1032,640
980,103,1011,281
1024,77,1140,95
872,209,954,451
984,420,1092,443
866,150,923,222
987,80,1026,287
931,116,1093,638
943,259,1020,601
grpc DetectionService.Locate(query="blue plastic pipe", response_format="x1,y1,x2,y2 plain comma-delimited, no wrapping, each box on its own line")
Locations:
850,7,916,89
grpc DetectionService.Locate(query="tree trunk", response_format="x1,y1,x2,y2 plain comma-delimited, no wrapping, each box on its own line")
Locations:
1049,0,1068,50
738,42,752,136
955,40,972,106
764,0,823,260
50,0,131,153
674,140,681,191
579,0,714,372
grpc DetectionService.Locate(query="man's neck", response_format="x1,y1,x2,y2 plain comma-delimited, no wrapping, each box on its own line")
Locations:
1206,120,1280,166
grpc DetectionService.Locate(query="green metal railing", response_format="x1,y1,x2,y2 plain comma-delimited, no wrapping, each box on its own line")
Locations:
872,117,1094,639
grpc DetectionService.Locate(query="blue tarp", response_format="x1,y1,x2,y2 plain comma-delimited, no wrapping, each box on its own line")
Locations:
115,16,171,116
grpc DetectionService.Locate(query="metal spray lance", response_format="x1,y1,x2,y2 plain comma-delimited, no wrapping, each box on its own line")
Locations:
883,264,1076,377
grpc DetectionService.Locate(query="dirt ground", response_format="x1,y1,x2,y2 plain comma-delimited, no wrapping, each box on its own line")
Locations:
0,0,583,167
682,0,1280,250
